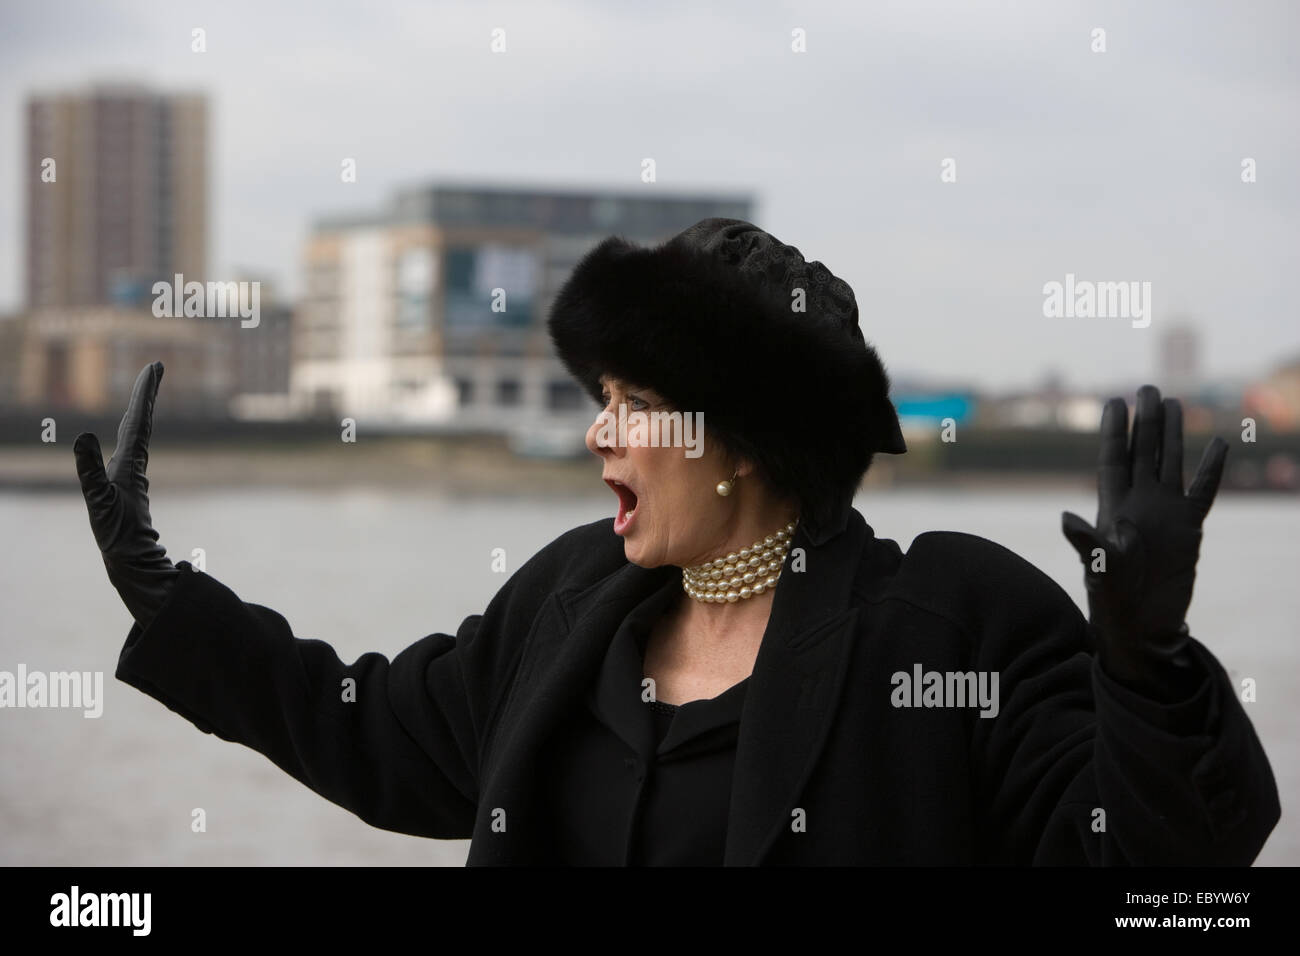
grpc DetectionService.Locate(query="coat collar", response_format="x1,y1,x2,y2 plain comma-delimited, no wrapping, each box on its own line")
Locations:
471,509,872,865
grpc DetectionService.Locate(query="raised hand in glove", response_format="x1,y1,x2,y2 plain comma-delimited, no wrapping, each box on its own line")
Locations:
74,361,179,629
1061,384,1228,698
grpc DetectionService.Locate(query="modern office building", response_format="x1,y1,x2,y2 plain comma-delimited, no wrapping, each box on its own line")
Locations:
295,183,754,443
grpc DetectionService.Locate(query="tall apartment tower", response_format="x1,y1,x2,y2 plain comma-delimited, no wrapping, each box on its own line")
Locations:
25,82,207,308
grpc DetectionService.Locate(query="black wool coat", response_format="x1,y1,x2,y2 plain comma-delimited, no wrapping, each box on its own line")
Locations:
114,509,1281,865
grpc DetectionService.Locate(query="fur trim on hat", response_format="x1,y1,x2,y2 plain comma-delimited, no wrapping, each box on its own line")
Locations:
547,227,904,542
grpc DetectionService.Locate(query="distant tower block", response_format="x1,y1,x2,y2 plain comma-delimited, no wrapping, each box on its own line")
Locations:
1159,323,1201,396
25,82,208,309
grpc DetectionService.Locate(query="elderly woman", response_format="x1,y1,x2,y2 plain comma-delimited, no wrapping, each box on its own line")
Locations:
75,219,1279,865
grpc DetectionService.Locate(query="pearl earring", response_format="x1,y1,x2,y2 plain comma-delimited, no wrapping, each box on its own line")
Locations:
715,470,739,497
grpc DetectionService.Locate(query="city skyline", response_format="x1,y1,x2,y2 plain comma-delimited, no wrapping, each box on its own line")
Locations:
0,0,1296,394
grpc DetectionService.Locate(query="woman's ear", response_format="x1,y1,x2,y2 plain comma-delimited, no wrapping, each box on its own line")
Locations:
705,432,754,479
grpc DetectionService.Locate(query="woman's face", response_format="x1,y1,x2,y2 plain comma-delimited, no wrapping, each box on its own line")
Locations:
585,375,736,569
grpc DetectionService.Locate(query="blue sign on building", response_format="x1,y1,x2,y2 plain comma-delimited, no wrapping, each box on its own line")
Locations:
893,394,974,424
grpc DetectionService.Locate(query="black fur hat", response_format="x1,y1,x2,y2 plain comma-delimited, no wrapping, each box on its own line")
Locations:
547,217,906,545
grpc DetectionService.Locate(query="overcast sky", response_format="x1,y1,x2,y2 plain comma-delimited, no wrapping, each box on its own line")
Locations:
1,0,1295,392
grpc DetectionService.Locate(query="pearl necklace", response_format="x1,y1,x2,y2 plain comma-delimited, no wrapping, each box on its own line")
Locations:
680,520,798,603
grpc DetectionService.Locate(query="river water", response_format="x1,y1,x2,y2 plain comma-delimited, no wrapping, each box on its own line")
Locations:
1,486,1295,865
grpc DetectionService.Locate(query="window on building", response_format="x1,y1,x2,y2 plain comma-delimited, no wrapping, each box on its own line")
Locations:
496,378,521,406
547,380,583,411
396,249,434,331
455,377,475,406
444,245,537,330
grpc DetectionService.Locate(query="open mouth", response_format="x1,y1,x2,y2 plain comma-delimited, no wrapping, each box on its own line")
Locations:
605,478,640,535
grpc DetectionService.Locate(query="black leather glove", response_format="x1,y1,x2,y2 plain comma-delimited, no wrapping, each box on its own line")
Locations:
1061,385,1228,698
74,361,179,629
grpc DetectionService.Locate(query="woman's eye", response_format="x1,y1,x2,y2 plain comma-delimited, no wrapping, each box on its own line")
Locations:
598,387,648,410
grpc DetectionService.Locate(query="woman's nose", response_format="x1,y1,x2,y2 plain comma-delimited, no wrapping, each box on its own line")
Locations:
585,407,624,458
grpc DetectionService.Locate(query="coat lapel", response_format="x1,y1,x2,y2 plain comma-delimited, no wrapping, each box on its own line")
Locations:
471,559,674,863
723,512,867,865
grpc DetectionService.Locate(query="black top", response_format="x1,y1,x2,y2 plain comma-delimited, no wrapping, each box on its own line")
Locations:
539,575,749,865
